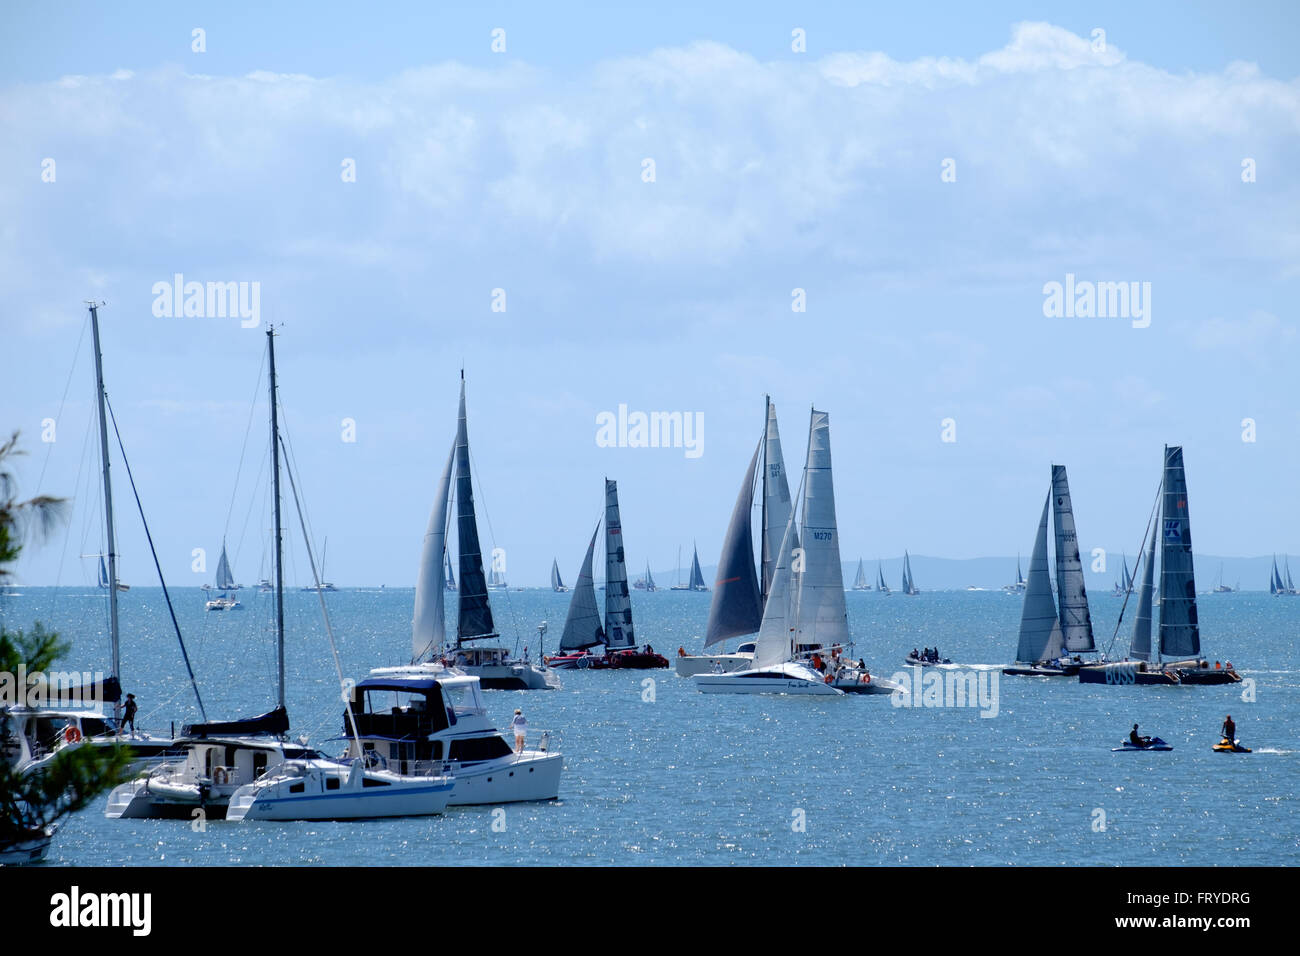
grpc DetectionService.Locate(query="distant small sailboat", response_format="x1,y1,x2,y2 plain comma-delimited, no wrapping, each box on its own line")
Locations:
300,537,338,591
444,551,457,591
93,554,129,592
901,551,919,595
670,546,691,590
876,561,890,595
687,544,708,591
852,559,871,591
1111,553,1132,596
204,541,242,610
551,558,569,592
1211,563,1235,594
633,561,657,592
1271,555,1297,595
1002,554,1026,593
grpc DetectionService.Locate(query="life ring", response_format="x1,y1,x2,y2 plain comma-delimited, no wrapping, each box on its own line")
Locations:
860,674,871,684
63,726,82,744
212,767,230,786
824,673,833,684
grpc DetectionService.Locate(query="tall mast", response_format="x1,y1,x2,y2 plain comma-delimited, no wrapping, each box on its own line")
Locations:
267,328,285,709
760,395,770,604
87,302,120,721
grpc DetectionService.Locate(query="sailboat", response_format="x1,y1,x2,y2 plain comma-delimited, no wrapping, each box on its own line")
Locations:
633,560,657,592
694,409,902,696
93,554,129,591
876,561,891,595
852,559,871,591
1211,563,1235,594
403,374,556,690
1272,555,1298,595
1003,465,1099,676
107,328,311,820
670,546,691,590
674,396,787,677
546,480,669,669
300,538,338,591
901,551,919,595
204,541,242,610
687,543,708,591
444,551,457,591
7,303,174,780
1080,446,1241,686
551,558,569,592
1111,553,1132,596
1002,554,1026,593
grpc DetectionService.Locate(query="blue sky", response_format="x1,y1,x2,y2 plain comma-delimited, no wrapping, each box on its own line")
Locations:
2,2,1298,588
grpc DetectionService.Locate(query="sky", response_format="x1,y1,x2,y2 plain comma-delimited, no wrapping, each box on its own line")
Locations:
1,2,1298,588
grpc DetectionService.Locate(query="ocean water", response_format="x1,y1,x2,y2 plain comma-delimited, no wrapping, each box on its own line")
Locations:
4,586,1297,866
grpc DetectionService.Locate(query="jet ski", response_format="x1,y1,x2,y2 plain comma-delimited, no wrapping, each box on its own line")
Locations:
1213,737,1251,753
1113,736,1173,752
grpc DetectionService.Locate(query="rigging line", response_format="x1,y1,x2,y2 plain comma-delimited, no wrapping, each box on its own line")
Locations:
279,433,363,750
104,394,207,722
232,432,269,579
35,311,89,494
1103,476,1163,660
54,405,97,589
465,440,522,648
223,346,267,561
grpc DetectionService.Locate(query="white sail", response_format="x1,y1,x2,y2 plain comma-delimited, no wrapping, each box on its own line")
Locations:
1015,491,1064,663
1050,464,1095,652
215,543,236,591
853,560,868,589
793,409,849,653
559,523,605,651
604,479,635,649
751,505,800,671
411,442,456,661
761,399,792,600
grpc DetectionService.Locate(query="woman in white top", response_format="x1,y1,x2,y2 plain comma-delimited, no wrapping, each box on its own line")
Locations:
510,709,527,753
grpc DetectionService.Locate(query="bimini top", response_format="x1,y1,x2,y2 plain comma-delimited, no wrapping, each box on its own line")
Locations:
355,676,442,694
182,705,290,738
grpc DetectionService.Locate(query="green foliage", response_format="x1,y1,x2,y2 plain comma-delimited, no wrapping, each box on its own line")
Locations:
0,740,132,844
0,623,71,677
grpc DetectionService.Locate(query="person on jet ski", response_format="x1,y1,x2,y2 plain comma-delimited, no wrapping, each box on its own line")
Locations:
1221,714,1235,742
1129,724,1151,747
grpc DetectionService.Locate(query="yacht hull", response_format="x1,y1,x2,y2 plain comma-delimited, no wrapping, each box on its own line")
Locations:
674,653,753,677
694,662,845,696
446,751,563,805
1078,663,1180,685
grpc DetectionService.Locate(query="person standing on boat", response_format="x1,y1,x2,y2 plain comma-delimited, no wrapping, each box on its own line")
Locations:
121,693,137,737
1221,714,1235,742
511,709,527,754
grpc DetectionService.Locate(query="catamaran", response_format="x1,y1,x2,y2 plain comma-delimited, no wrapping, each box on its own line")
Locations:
1080,446,1241,686
1003,465,1100,676
204,542,241,610
694,408,901,696
676,397,790,677
852,559,871,591
1111,553,1132,597
547,480,669,670
406,374,556,690
106,329,310,820
551,558,569,592
901,551,919,595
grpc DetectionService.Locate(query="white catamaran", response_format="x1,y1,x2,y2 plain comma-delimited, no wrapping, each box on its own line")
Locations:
694,408,902,696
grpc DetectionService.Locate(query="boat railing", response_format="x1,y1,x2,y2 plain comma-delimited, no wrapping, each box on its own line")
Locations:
511,728,559,755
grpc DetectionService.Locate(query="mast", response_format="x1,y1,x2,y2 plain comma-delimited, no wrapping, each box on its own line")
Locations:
87,302,121,721
267,327,285,709
760,395,769,604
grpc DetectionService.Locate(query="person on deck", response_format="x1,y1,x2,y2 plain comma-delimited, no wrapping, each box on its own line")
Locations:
121,693,138,736
510,709,527,754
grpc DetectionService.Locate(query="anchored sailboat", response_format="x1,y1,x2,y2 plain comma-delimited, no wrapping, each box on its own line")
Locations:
551,558,569,592
547,480,669,669
853,559,871,591
694,408,900,696
1004,465,1098,676
204,542,241,610
1080,446,1241,686
1002,554,1026,593
876,561,890,594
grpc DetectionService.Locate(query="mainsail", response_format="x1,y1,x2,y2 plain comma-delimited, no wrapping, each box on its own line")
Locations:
551,558,565,591
604,479,635,649
703,439,763,647
877,563,887,591
1016,492,1065,663
215,543,236,591
902,551,917,594
1129,521,1158,662
1157,446,1200,659
559,523,605,651
751,505,800,671
643,561,657,591
688,545,707,590
1051,464,1095,652
453,377,497,643
794,409,850,654
1270,556,1282,594
761,398,793,600
412,442,455,661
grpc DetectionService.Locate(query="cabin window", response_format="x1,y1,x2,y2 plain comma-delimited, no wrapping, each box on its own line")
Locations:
449,736,512,762
326,777,340,791
362,777,390,787
253,752,268,777
289,782,304,794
